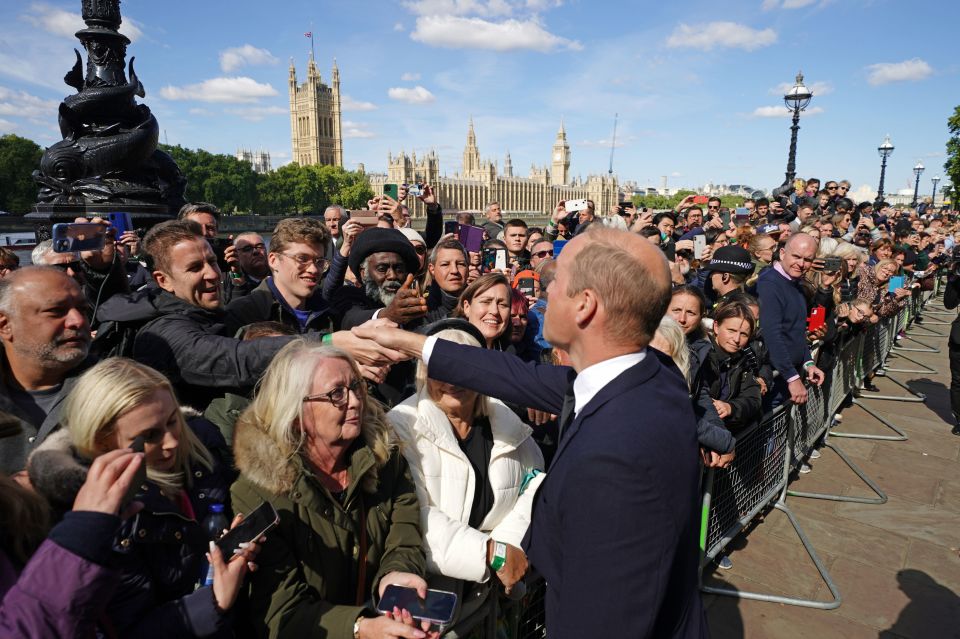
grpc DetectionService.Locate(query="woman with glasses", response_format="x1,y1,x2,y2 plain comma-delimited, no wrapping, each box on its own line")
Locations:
231,340,435,639
27,357,257,637
225,218,355,336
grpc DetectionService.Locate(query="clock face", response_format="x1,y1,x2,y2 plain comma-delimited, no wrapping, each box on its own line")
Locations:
553,152,561,161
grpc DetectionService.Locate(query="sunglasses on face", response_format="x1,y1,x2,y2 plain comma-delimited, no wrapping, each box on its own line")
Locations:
413,244,427,256
237,244,266,254
532,250,554,258
52,261,83,272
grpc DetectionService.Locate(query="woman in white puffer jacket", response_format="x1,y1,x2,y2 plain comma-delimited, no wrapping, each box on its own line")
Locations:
387,323,545,628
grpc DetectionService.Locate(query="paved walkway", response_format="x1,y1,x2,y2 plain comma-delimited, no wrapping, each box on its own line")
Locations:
704,307,960,638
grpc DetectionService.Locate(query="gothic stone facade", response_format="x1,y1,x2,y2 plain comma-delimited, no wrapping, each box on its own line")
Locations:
368,120,618,218
289,56,342,168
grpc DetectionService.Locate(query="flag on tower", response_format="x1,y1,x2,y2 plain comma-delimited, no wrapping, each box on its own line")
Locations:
304,31,312,38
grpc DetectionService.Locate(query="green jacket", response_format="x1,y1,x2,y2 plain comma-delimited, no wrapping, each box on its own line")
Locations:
231,417,426,639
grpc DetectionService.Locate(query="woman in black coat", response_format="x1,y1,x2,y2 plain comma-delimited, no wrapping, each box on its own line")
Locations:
702,301,762,435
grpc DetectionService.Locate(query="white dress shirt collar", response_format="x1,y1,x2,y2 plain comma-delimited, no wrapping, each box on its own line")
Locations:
572,350,646,416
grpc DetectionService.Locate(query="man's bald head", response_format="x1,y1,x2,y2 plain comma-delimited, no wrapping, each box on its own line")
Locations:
784,232,818,253
0,266,81,315
565,226,671,347
780,232,819,279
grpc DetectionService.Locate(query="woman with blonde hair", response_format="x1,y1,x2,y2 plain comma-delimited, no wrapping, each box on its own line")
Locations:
387,322,545,628
230,339,434,639
834,241,866,302
27,357,254,637
650,316,691,382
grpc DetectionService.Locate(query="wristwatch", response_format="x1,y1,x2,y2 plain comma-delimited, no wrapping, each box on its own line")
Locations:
490,540,507,571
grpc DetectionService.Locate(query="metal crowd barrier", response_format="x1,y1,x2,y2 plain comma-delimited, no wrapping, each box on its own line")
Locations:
698,282,941,610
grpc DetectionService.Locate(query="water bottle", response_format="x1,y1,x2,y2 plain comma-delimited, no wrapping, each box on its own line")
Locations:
201,503,229,587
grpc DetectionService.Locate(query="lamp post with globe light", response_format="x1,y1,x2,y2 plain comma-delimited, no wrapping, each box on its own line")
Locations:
876,135,894,206
912,161,924,208
783,72,813,184
931,175,940,207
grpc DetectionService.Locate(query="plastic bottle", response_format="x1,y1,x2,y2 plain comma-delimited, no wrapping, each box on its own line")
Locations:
201,503,229,587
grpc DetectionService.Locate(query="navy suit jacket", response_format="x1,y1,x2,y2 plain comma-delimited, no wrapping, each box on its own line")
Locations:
428,340,709,639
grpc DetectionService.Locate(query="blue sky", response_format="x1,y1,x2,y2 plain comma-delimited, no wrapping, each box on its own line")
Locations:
0,0,956,201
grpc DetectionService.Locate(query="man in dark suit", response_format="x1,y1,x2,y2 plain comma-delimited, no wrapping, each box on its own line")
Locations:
354,226,708,638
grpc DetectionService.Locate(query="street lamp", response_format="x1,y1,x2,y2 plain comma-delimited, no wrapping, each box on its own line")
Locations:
876,134,894,205
782,71,813,184
931,175,940,207
912,161,924,207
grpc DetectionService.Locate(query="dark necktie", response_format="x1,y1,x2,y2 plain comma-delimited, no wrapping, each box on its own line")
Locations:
557,387,576,441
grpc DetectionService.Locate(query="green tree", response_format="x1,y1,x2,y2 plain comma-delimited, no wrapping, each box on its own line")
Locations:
945,105,960,206
159,144,259,213
0,134,43,214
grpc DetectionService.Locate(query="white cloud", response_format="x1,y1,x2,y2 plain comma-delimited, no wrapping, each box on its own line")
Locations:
159,77,278,103
342,95,377,111
20,3,143,41
219,45,279,73
866,58,933,86
763,0,819,8
770,80,833,96
666,22,777,51
401,72,421,81
751,105,824,118
225,105,286,121
412,15,581,52
403,0,514,17
578,138,624,148
188,107,213,116
394,22,405,31
0,86,59,121
343,120,375,139
0,118,18,133
387,86,436,104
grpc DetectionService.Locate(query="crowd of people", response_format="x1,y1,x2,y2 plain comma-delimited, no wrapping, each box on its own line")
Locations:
0,176,957,639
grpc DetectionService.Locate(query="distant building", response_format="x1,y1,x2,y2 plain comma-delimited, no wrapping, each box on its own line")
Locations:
236,148,271,174
288,55,342,167
368,119,618,217
700,182,766,199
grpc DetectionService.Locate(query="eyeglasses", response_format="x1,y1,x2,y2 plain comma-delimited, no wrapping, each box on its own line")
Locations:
280,252,329,272
51,260,83,273
303,379,363,408
532,250,554,258
707,205,720,210
413,244,427,256
826,185,838,190
237,243,266,254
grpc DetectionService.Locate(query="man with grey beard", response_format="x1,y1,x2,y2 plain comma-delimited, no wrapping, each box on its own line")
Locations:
0,267,94,474
344,227,426,329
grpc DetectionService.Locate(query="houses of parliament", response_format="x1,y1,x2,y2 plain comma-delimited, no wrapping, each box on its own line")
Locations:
288,56,618,216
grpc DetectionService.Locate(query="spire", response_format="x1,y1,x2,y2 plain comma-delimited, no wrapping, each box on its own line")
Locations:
557,117,566,139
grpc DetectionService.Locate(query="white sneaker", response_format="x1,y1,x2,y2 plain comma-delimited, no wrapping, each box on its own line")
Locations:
799,463,812,474
809,449,821,460
833,413,843,422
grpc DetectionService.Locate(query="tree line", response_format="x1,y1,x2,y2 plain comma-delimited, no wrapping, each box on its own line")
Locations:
0,134,373,216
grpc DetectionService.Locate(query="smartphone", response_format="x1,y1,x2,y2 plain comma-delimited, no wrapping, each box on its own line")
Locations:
806,305,826,333
443,220,459,236
458,225,486,253
734,207,750,225
383,184,399,200
693,234,707,259
108,212,133,237
553,239,568,256
350,210,380,227
517,277,537,298
719,209,731,226
406,183,423,197
215,501,280,557
377,585,458,625
693,195,709,205
482,248,507,272
887,275,904,293
122,436,148,509
51,222,107,253
822,256,842,272
207,237,231,271
564,198,588,213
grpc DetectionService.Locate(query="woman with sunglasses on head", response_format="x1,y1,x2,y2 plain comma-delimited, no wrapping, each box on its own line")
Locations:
231,340,435,639
26,357,256,638
226,218,360,336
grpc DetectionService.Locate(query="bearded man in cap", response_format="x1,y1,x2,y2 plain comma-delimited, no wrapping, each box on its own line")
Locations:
342,227,428,329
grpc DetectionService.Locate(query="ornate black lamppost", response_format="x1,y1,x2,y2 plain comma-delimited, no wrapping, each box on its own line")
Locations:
876,134,894,205
912,161,924,208
783,72,813,184
931,175,940,207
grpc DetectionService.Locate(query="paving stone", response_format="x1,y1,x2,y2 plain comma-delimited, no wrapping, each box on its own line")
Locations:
835,495,960,547
933,478,960,514
904,539,960,592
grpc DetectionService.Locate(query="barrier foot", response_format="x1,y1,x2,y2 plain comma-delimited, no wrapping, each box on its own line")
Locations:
906,325,948,338
829,400,909,441
700,501,842,610
884,352,939,375
786,441,887,504
892,338,941,353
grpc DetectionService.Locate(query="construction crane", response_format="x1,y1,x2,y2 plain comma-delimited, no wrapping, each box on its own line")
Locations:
608,113,618,176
